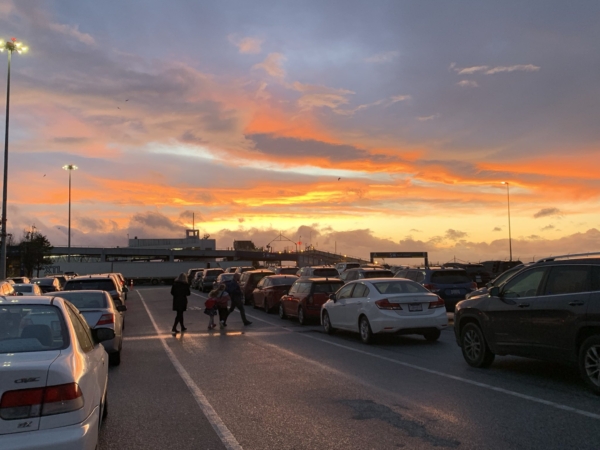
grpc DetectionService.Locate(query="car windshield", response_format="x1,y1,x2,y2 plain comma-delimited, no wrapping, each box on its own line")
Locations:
57,292,109,309
13,285,33,293
64,279,117,292
430,271,471,284
313,282,344,293
312,268,339,277
0,305,67,353
373,280,429,294
363,270,394,278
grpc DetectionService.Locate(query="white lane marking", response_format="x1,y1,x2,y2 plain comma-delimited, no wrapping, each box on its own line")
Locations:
138,291,243,450
195,291,600,421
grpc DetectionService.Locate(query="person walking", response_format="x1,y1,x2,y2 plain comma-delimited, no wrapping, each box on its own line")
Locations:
171,272,190,334
224,273,252,326
209,284,231,329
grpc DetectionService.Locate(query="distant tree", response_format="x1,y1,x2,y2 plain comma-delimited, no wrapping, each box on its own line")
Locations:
19,230,53,277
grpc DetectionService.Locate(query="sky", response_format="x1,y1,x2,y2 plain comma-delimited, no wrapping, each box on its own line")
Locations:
0,0,599,264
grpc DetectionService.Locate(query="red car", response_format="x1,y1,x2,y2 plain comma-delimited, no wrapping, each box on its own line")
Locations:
252,275,298,313
239,270,275,304
279,277,345,325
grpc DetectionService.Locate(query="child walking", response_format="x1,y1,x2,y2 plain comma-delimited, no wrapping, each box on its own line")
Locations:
204,295,218,330
208,284,230,329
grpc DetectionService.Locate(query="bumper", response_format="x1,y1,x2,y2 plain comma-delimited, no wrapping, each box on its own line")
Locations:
0,406,99,450
369,309,448,334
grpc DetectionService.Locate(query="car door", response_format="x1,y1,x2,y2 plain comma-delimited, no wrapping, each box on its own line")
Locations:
288,282,310,316
328,283,355,329
486,266,548,355
524,264,592,361
254,278,266,306
345,283,370,331
282,282,299,314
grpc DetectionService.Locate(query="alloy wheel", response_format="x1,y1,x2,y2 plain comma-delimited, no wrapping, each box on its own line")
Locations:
463,329,482,362
584,344,600,388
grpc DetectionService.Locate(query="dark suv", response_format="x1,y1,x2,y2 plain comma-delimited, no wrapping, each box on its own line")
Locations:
201,268,224,292
394,267,476,311
64,275,126,306
454,254,600,393
442,263,491,288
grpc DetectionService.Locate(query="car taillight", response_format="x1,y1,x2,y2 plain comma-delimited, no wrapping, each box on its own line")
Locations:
470,282,477,289
429,296,445,309
423,284,440,293
375,299,402,310
0,383,83,419
96,313,114,326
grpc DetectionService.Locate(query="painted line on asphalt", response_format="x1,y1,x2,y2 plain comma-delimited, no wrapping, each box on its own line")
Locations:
138,291,243,450
235,311,600,421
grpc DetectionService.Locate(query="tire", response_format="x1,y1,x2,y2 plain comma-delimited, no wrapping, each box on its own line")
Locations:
151,278,159,285
322,311,335,334
109,351,121,366
460,323,495,368
423,329,441,342
279,303,287,319
102,391,108,421
359,316,374,344
298,307,306,326
579,335,600,394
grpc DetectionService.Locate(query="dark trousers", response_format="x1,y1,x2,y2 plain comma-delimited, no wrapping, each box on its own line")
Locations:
218,307,229,323
228,297,249,324
173,310,184,330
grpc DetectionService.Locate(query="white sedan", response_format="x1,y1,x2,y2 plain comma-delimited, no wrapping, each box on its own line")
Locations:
0,296,114,450
321,278,448,344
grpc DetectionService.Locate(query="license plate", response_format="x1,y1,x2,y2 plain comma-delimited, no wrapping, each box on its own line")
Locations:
408,304,422,312
450,289,461,295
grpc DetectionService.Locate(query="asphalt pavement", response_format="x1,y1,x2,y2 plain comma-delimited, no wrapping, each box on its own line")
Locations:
99,286,600,450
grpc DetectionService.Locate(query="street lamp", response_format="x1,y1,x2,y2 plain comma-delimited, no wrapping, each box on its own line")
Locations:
63,164,78,262
0,38,28,278
501,181,512,261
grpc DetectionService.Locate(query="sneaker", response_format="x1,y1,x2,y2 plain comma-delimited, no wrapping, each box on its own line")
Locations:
219,320,225,329
172,329,179,334
243,321,253,326
181,327,187,332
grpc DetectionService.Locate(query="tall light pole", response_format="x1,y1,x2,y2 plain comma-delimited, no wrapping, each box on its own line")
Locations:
0,38,28,278
62,165,78,262
501,181,512,261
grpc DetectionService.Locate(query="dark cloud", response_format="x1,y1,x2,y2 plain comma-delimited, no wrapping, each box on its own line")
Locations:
131,211,181,231
534,208,561,219
445,229,468,240
492,227,502,232
409,228,421,232
541,224,555,231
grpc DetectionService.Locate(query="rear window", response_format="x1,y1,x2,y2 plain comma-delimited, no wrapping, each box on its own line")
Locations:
13,285,33,293
430,270,471,284
205,270,224,276
64,279,117,292
0,305,68,353
270,277,296,286
32,278,54,286
278,268,299,275
373,280,429,294
57,292,109,309
312,282,344,293
312,268,339,277
251,272,273,282
363,270,394,279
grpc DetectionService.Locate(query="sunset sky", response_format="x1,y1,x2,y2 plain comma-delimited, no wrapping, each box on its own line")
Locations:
0,1,599,264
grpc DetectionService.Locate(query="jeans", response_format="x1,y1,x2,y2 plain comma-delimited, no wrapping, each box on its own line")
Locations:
228,297,249,324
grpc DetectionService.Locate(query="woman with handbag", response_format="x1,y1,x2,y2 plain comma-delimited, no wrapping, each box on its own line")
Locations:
171,273,191,334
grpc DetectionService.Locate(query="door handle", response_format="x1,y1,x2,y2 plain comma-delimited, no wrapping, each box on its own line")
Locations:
518,303,530,308
568,301,585,306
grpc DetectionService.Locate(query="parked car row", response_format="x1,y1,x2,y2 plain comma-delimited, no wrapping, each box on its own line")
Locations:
0,270,131,449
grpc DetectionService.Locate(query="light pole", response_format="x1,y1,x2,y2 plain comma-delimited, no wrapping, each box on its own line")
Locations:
501,181,512,261
0,38,27,278
62,165,78,262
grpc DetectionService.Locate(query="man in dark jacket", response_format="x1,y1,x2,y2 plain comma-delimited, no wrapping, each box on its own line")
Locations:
224,273,251,326
171,272,191,334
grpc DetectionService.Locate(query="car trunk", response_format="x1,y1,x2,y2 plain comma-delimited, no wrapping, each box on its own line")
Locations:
386,294,438,316
0,351,60,434
79,309,109,329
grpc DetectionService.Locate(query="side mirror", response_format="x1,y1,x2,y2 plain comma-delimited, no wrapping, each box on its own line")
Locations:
116,304,128,312
485,282,492,288
329,294,336,302
489,286,501,297
92,327,115,343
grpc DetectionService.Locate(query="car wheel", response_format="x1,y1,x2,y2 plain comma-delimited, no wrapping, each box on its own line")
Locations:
298,307,306,326
359,316,374,344
102,391,108,421
322,311,334,335
579,335,600,394
109,351,121,366
460,323,495,368
279,303,287,319
423,329,441,342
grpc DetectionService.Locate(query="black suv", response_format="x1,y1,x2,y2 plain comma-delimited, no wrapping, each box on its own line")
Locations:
454,254,600,393
442,263,491,288
394,267,476,311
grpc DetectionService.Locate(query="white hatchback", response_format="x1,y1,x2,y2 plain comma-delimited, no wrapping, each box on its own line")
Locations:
0,296,114,450
321,278,448,344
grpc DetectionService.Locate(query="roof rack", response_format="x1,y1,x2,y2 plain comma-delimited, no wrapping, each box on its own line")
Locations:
536,252,600,263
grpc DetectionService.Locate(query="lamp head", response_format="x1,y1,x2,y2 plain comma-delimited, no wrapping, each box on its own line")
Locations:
62,164,78,171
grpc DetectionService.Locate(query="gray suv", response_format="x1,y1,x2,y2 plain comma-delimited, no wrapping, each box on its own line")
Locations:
454,253,600,393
